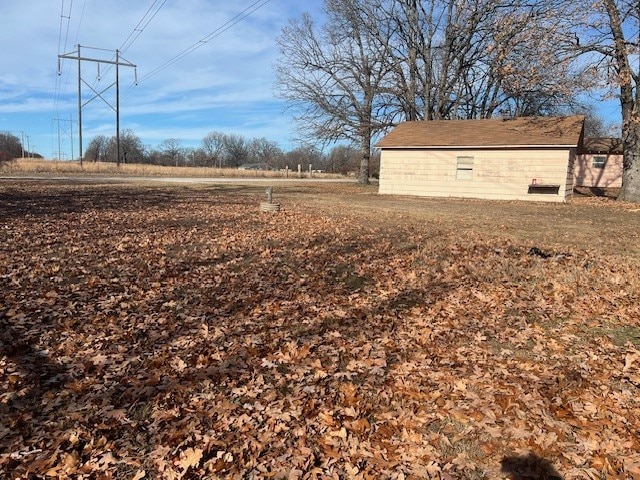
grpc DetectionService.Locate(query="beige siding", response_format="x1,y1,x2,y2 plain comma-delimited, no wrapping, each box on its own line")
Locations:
565,149,576,201
378,148,575,203
574,153,623,188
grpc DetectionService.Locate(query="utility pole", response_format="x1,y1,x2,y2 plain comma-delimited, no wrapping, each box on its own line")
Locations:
77,45,82,166
58,45,136,167
116,49,120,167
57,119,61,160
71,114,74,161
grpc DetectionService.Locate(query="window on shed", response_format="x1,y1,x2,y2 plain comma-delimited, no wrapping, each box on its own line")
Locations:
456,156,474,180
592,155,606,169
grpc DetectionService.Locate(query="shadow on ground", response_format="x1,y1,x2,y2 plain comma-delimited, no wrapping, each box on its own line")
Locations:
501,453,563,480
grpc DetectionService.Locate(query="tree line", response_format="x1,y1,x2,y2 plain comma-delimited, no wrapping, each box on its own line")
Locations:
275,0,639,200
83,130,372,175
0,133,42,164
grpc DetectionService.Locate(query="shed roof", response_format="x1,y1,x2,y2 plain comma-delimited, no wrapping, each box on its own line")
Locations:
376,115,584,149
581,137,623,154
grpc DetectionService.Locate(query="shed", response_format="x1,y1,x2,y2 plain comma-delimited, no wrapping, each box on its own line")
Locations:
376,115,585,202
574,137,623,189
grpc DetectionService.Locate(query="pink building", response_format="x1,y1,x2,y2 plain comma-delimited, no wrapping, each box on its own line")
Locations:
575,138,623,188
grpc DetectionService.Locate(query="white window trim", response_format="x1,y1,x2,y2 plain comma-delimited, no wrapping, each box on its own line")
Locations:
592,155,606,169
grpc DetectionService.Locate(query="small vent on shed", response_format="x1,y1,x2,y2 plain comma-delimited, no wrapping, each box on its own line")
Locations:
528,184,560,195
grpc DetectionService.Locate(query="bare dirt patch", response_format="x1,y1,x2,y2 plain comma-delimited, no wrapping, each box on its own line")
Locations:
1,180,639,479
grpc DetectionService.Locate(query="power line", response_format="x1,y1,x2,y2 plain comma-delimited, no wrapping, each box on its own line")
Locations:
74,0,87,46
59,0,73,57
89,0,166,93
57,1,66,57
54,0,69,112
120,0,167,54
54,0,75,115
62,0,271,139
132,0,272,88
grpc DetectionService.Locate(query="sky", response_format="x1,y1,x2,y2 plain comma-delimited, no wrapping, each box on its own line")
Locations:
0,0,324,159
0,1,626,161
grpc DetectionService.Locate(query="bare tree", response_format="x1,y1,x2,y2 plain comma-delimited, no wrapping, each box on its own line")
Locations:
85,135,109,162
327,144,359,174
592,0,640,203
377,0,582,120
284,145,325,172
0,132,23,163
553,0,639,200
221,134,249,167
275,0,396,184
89,130,145,163
277,0,581,182
108,130,145,164
191,148,208,167
248,138,284,169
202,132,285,168
160,138,183,167
579,105,618,137
202,132,225,168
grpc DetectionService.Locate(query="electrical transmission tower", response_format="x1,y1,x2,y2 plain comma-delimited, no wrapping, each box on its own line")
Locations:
54,115,74,161
58,45,136,166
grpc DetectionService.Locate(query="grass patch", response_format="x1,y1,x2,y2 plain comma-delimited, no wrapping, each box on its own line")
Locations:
586,325,640,347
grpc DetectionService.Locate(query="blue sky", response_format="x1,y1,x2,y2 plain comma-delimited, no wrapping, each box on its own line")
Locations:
0,1,624,160
0,0,324,159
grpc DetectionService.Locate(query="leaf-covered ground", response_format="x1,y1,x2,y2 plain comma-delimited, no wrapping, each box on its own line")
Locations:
1,181,639,479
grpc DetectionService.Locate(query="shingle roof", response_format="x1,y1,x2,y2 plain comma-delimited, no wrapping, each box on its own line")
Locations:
581,137,623,154
376,115,585,149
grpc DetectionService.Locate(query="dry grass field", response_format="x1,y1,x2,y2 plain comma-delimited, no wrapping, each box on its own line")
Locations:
1,179,639,479
0,158,343,179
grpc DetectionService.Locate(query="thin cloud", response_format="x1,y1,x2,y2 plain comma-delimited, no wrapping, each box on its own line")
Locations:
1,0,316,157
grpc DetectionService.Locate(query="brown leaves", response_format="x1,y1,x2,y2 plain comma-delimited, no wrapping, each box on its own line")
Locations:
1,183,639,479
174,447,203,472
